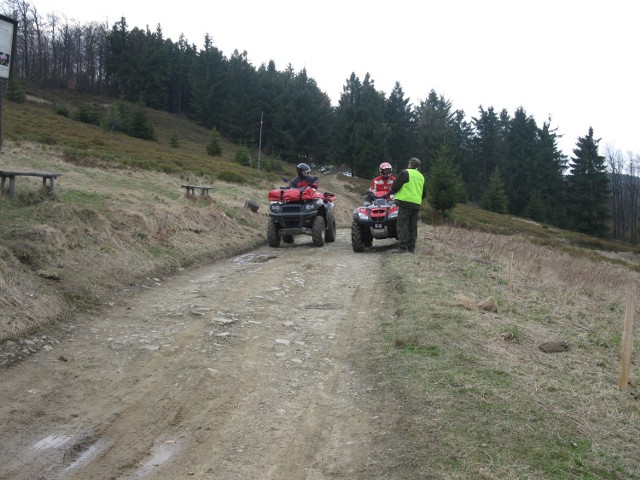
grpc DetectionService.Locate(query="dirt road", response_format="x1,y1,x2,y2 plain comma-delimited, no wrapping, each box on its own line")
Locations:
0,229,397,479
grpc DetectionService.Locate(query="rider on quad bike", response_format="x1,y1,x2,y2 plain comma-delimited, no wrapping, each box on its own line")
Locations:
289,163,318,189
267,163,337,248
365,162,395,202
352,163,398,252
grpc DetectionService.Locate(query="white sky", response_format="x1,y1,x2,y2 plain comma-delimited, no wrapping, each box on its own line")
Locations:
25,0,640,158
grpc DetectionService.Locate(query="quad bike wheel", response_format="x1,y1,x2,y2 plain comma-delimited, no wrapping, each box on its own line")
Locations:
351,222,364,252
311,215,325,247
325,214,337,243
267,218,281,247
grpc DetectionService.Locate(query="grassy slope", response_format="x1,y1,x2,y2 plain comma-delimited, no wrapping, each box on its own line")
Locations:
1,86,639,479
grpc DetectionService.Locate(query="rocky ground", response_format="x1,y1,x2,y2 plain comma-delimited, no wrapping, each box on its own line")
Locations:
0,229,400,480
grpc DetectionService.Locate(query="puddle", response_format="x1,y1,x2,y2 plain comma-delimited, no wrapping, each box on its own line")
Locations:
233,253,278,264
133,440,183,478
32,434,72,450
63,438,110,473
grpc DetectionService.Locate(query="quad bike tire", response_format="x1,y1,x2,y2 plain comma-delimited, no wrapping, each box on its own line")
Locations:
282,235,295,244
311,216,325,247
351,222,364,252
325,214,337,243
267,218,281,247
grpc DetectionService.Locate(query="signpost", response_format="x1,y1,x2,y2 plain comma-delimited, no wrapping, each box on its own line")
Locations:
0,14,18,152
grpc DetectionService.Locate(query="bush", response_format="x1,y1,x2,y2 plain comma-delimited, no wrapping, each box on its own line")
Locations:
73,104,103,126
104,102,155,140
218,171,246,184
53,105,69,117
6,79,26,103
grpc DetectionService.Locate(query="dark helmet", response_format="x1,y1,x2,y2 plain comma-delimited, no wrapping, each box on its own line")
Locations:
296,163,311,176
379,162,392,177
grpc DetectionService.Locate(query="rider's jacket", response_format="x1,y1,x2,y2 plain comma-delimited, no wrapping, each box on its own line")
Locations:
370,175,396,193
289,175,318,189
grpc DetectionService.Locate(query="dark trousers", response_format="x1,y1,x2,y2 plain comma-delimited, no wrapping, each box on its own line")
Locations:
397,207,420,251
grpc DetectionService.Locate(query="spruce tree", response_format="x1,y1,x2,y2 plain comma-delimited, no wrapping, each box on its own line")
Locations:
566,127,610,236
482,167,508,214
427,148,464,216
384,82,415,173
206,128,223,156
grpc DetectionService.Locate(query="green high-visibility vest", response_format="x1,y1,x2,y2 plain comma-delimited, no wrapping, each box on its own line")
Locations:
394,169,424,205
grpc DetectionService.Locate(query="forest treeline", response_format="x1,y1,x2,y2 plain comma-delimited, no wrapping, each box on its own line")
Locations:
3,0,640,242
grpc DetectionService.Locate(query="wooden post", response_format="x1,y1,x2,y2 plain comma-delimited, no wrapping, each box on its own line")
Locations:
508,252,513,290
618,287,635,390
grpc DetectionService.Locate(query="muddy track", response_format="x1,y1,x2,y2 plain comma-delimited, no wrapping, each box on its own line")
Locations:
0,229,397,480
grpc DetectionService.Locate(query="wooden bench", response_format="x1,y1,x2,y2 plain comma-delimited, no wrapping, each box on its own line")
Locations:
182,184,212,196
0,169,63,198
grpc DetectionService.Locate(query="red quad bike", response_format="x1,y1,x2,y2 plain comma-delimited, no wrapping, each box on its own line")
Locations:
351,190,398,252
267,185,337,247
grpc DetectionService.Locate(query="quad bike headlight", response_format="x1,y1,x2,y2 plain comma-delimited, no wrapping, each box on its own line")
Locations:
357,211,369,220
270,203,283,213
388,210,398,219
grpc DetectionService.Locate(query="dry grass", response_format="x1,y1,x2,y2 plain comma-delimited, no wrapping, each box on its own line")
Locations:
366,223,640,479
0,141,269,340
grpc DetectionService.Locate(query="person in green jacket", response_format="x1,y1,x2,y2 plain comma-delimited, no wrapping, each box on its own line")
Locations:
388,157,426,253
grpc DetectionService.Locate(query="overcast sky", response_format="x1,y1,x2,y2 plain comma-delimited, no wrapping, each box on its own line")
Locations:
23,0,640,158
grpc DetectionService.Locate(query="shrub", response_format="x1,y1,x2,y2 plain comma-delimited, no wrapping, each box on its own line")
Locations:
218,171,246,184
73,104,103,126
53,105,69,117
6,79,26,103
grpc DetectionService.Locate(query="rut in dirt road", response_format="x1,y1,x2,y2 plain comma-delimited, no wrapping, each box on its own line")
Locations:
0,230,398,480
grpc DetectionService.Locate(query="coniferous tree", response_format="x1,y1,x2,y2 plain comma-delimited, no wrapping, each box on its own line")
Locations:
566,127,610,236
427,147,464,215
287,68,333,164
535,120,567,226
332,73,362,173
206,127,223,156
471,106,503,200
524,190,546,222
333,73,389,177
504,107,538,216
482,167,508,214
415,90,462,172
128,106,155,140
169,129,180,148
223,50,260,144
384,82,415,172
188,34,227,130
168,35,196,114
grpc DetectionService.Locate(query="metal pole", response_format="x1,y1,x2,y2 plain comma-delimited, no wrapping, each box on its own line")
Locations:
258,111,263,171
